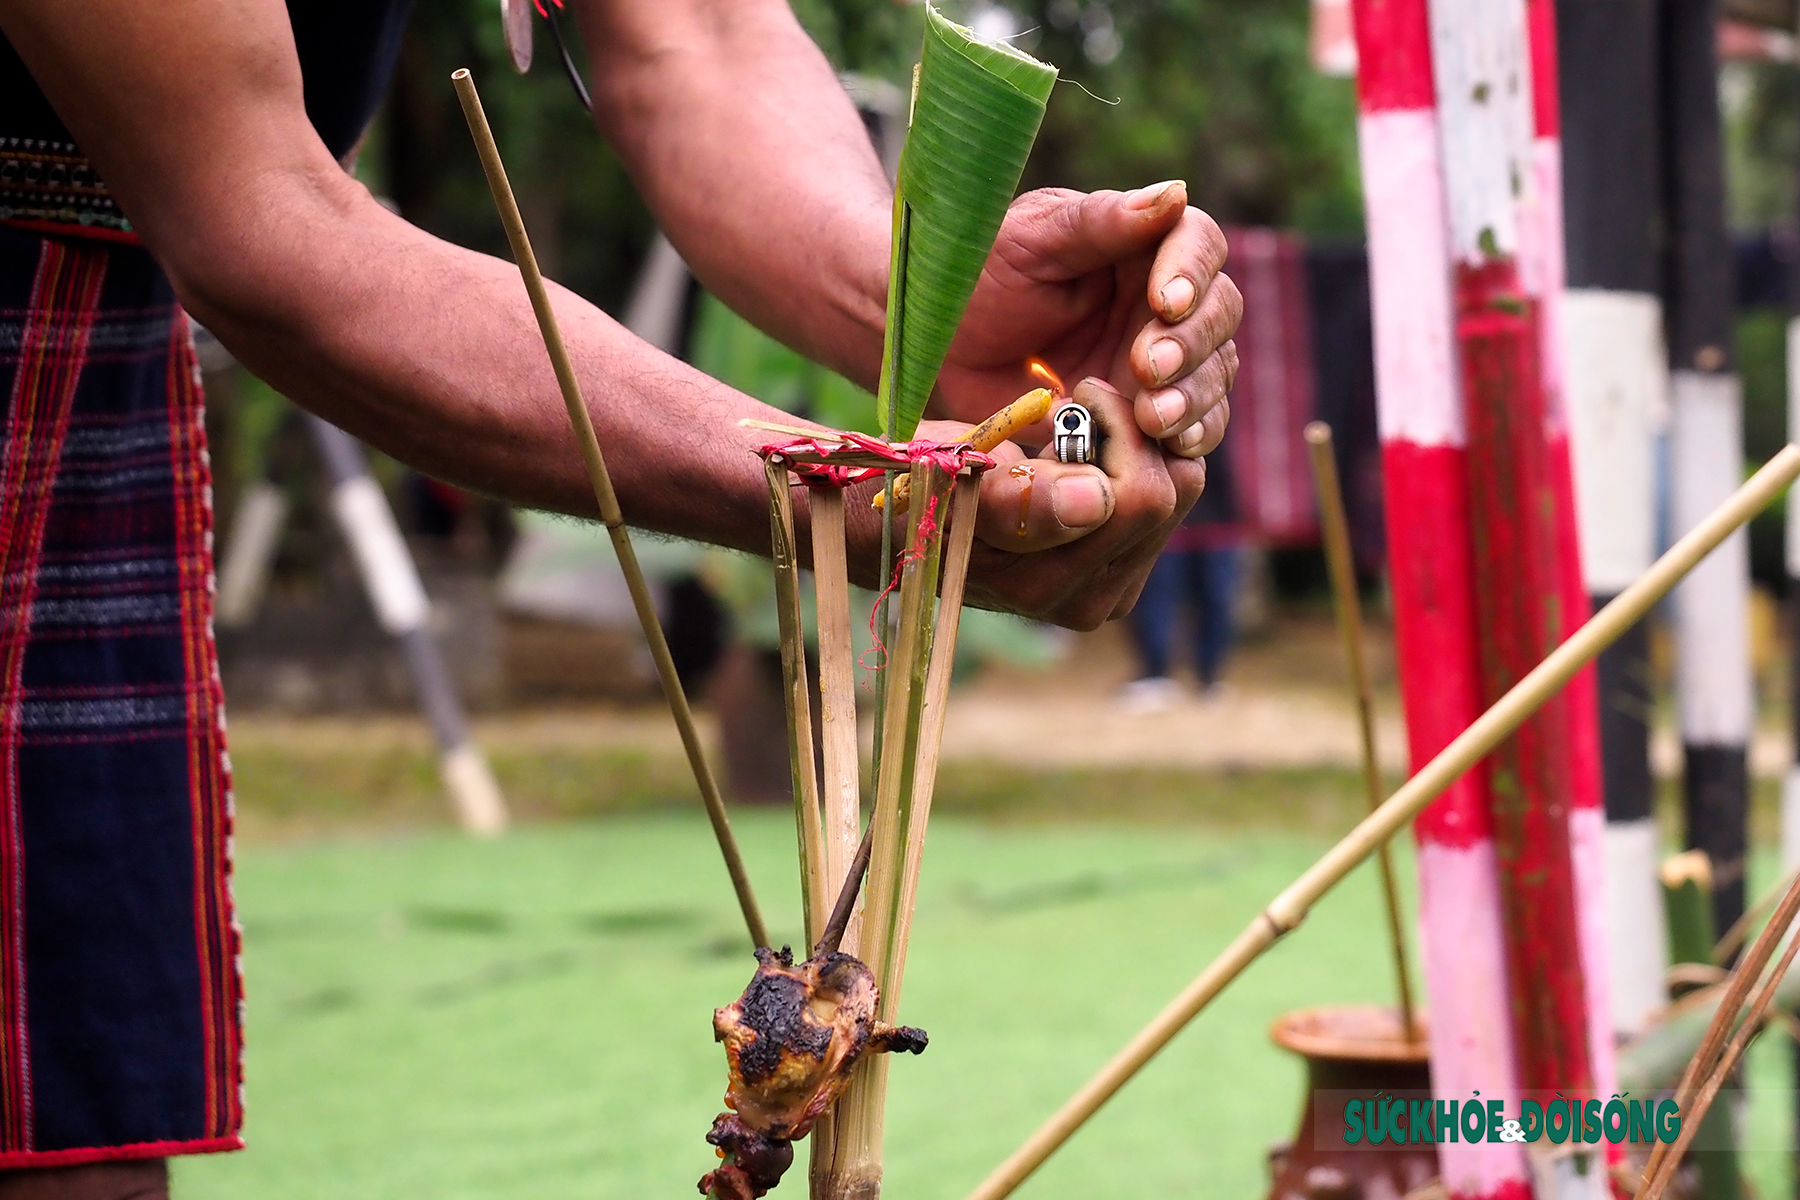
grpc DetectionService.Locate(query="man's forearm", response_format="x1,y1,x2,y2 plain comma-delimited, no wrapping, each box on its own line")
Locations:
192,183,807,553
578,0,892,392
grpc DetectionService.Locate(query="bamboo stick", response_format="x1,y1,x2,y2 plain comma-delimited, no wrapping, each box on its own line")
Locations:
453,69,769,949
811,487,864,950
1303,422,1418,1043
823,459,952,1200
886,472,981,1014
767,458,829,943
807,486,860,1200
963,443,1800,1200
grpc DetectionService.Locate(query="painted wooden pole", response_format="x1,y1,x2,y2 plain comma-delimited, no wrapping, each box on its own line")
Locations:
1424,7,1600,1194
1663,0,1752,945
1554,0,1668,1042
1518,0,1619,1117
305,416,509,835
1347,2,1528,1197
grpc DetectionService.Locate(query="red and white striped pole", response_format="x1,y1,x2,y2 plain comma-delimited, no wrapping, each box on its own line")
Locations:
1355,0,1608,1194
1348,2,1529,1197
1517,0,1619,1115
1425,0,1598,1178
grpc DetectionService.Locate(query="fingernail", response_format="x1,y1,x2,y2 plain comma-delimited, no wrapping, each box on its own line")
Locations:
1160,275,1196,319
1151,387,1185,435
1149,338,1184,384
1052,475,1110,530
1127,179,1184,210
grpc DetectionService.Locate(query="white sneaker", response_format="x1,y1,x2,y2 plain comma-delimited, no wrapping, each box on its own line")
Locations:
1118,676,1181,713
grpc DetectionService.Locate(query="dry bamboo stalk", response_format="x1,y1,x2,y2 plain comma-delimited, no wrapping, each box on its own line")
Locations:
1304,422,1418,1042
807,484,859,1200
452,69,770,949
964,442,1800,1200
766,458,828,943
821,459,952,1200
1635,852,1800,1194
885,472,981,1014
1638,916,1800,1200
810,487,864,950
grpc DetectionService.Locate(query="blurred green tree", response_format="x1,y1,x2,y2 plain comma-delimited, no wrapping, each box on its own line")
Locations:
370,0,1361,323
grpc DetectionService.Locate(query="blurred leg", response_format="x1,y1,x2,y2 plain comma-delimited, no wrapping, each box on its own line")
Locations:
1194,546,1242,687
1127,552,1181,679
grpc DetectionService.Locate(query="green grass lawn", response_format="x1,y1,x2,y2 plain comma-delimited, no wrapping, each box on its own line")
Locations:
173,807,1441,1199
170,744,1800,1199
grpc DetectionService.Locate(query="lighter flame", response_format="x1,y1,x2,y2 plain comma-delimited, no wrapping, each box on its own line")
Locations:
1027,359,1065,397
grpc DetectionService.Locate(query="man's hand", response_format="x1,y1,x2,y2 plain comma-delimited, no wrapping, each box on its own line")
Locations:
937,183,1240,460
902,377,1204,629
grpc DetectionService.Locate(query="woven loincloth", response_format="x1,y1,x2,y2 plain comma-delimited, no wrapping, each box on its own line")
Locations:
0,224,240,1166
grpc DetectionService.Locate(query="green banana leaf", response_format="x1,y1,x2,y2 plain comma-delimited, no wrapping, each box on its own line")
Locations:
878,5,1057,439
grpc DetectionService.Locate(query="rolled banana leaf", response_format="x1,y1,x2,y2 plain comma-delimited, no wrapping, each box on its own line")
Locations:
878,5,1057,439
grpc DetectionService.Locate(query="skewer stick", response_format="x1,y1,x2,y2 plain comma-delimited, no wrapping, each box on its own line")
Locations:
811,487,864,953
964,443,1800,1200
738,417,852,442
453,69,769,950
766,459,828,943
1304,422,1418,1043
887,472,981,1013
815,824,875,958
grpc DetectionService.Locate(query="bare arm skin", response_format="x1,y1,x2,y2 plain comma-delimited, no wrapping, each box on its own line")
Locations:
0,0,1239,627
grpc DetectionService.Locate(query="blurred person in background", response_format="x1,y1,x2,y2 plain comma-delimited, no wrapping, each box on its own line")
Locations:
1121,444,1245,710
0,0,1238,1195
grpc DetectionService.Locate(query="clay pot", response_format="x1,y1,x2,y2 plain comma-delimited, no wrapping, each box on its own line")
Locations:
1266,1005,1438,1200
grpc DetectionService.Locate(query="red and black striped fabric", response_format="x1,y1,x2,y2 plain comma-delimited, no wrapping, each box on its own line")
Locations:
0,224,240,1166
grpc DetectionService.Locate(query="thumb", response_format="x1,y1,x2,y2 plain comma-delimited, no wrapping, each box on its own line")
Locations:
1007,180,1188,281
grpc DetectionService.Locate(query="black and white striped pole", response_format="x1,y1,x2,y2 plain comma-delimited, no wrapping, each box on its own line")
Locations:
305,416,508,836
1556,0,1668,1038
1664,0,1753,941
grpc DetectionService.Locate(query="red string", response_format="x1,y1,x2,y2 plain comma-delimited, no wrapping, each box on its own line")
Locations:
760,433,994,488
859,492,942,674
760,432,988,679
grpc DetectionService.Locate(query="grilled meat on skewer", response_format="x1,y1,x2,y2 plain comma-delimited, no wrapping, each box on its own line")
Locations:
698,945,927,1200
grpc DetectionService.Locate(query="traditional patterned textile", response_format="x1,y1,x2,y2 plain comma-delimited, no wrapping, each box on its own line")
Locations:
0,224,240,1166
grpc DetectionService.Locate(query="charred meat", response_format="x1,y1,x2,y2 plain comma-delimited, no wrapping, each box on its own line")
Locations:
698,945,926,1199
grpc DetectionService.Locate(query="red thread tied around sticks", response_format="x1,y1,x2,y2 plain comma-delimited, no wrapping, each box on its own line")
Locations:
757,432,995,488
759,433,992,674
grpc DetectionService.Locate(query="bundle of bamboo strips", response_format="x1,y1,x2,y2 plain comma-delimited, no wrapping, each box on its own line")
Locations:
754,443,987,1200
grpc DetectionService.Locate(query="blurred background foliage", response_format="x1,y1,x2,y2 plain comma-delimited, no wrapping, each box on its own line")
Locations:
356,0,1362,323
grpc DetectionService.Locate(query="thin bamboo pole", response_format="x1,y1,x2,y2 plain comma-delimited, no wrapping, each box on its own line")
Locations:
1303,422,1418,1043
453,69,769,949
811,487,863,948
963,443,1800,1200
767,458,828,943
886,472,981,1015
